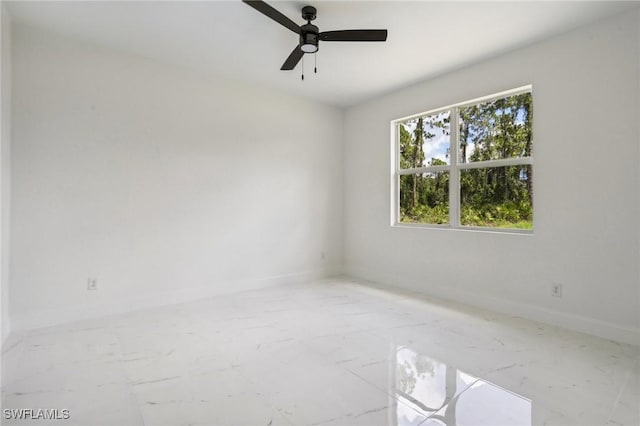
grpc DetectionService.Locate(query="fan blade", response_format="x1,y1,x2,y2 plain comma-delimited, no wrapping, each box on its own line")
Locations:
319,29,388,42
281,45,304,70
242,1,301,34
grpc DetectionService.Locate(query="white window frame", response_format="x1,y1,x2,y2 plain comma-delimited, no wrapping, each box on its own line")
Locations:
391,85,533,234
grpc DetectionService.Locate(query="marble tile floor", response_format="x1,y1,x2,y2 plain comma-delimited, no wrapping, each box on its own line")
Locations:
1,278,638,426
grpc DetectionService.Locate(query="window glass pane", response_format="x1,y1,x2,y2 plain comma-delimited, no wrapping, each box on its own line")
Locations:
399,172,449,225
459,92,532,163
460,166,533,229
399,111,450,169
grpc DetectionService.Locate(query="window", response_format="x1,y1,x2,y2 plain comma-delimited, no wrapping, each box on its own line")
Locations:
392,86,533,232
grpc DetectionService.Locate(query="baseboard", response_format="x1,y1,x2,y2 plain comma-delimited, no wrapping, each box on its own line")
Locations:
12,265,636,346
11,267,339,333
345,265,640,347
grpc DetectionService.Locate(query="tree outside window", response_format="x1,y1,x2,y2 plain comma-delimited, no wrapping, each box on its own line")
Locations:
394,87,533,231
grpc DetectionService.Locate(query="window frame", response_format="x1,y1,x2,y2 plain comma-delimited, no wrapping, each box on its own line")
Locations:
391,85,534,234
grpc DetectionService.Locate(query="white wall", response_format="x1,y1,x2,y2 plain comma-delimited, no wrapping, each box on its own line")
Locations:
344,11,640,344
11,24,343,331
1,4,12,346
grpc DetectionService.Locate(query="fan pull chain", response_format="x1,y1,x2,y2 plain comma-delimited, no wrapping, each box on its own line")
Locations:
314,53,317,74
301,56,304,81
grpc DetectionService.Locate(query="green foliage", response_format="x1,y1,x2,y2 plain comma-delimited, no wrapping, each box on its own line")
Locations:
401,203,449,225
399,125,415,170
400,171,449,224
460,93,532,163
460,201,532,229
399,92,533,229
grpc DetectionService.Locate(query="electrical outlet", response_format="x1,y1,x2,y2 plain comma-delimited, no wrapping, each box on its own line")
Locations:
551,282,563,298
87,278,98,291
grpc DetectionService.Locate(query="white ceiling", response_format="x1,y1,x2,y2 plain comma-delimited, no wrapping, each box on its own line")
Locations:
6,1,639,107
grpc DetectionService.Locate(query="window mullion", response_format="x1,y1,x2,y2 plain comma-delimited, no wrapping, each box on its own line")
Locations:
398,165,450,175
449,107,460,228
457,157,533,170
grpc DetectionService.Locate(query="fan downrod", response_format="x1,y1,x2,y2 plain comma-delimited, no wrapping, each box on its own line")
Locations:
301,6,316,22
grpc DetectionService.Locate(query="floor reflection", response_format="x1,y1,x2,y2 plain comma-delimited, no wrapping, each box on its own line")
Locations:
395,346,531,425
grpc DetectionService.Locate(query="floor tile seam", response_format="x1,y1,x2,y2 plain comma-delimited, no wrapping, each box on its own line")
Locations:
344,353,490,423
110,325,147,426
301,326,380,340
220,344,306,425
305,404,403,426
129,377,191,426
341,364,435,422
405,377,481,421
604,360,636,424
0,336,28,391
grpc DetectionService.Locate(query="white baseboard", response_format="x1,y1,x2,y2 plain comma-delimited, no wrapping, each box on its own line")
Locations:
11,264,637,346
11,267,339,333
345,265,640,347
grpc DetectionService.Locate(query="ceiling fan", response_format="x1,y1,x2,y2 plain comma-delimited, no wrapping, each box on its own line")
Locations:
242,0,388,72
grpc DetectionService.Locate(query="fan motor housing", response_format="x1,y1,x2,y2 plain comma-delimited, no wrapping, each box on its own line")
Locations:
300,23,319,53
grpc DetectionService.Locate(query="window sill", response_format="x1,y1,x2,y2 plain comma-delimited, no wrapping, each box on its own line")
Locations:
392,222,534,236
